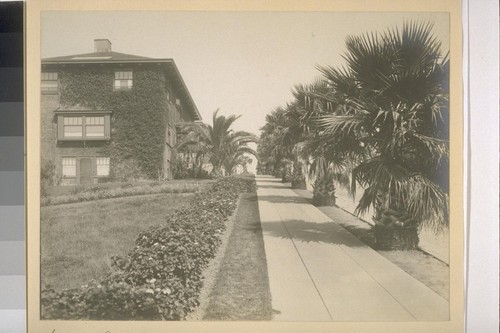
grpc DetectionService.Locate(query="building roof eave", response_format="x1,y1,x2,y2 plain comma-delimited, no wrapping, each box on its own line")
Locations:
54,109,113,114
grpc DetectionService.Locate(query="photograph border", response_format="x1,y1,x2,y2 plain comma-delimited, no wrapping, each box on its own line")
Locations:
26,0,463,332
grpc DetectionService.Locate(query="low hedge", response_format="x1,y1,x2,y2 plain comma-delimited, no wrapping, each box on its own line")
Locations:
41,176,256,320
41,181,211,207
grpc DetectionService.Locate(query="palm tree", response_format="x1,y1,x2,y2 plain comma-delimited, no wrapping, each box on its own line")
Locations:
177,110,257,178
292,80,359,204
174,126,208,178
222,132,257,175
258,107,294,181
310,21,449,249
257,79,352,195
296,126,362,206
282,103,309,189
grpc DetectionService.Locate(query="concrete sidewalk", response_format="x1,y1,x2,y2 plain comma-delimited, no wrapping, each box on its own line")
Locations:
256,175,449,322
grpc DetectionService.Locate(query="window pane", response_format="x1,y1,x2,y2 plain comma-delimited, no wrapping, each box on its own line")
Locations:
86,117,104,125
41,72,58,92
114,71,133,90
64,117,82,125
62,158,76,166
41,81,58,91
85,125,105,137
64,125,83,137
62,158,76,177
114,79,133,89
42,72,58,80
96,157,108,165
115,71,132,79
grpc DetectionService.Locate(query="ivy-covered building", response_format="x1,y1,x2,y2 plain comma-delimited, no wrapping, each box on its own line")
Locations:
41,39,202,185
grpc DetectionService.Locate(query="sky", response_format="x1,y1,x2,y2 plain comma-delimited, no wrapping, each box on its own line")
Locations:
42,11,449,138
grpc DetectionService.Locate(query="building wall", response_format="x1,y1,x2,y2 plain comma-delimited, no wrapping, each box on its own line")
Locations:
40,92,59,164
41,63,191,184
55,142,109,185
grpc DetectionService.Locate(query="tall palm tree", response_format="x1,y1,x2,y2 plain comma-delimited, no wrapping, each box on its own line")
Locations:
222,132,257,175
177,110,257,177
258,106,294,181
174,126,208,178
310,21,449,248
292,79,360,204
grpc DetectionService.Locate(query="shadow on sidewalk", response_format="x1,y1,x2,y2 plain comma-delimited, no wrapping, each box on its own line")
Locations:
256,177,282,182
257,195,310,204
257,185,290,189
262,219,367,248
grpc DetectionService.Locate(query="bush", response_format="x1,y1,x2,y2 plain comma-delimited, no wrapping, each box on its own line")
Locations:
41,159,58,198
41,176,256,320
41,181,211,206
111,158,148,182
173,159,211,180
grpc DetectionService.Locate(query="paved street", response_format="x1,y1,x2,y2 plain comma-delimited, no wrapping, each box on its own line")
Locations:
256,175,449,322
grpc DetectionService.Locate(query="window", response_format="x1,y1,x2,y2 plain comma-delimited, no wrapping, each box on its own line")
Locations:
62,157,76,177
41,72,58,92
63,117,83,137
58,115,109,140
96,157,110,176
85,116,105,137
114,71,133,90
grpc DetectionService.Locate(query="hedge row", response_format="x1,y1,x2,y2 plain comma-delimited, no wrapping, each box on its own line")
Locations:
41,176,256,320
41,181,210,206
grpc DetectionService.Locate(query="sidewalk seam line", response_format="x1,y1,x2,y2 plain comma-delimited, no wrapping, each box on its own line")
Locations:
335,242,419,320
290,193,422,320
276,207,334,321
259,177,447,321
296,199,419,320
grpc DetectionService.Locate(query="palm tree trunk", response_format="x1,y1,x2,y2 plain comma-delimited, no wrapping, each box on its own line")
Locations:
210,165,224,179
281,162,292,183
372,193,419,250
291,161,307,189
373,223,419,250
312,174,336,206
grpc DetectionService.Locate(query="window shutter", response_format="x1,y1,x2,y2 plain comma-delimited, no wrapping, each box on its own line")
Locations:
105,115,111,138
57,115,63,140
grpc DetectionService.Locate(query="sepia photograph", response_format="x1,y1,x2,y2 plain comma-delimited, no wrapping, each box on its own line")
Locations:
27,1,463,332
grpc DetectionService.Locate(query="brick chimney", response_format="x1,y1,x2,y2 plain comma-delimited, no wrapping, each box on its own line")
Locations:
94,39,112,53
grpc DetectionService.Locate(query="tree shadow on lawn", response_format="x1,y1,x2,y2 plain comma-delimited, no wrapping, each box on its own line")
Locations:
263,219,368,248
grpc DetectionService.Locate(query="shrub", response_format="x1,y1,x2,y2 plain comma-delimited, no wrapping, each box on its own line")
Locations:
41,181,211,206
41,159,58,198
41,176,256,320
173,159,211,180
110,158,147,182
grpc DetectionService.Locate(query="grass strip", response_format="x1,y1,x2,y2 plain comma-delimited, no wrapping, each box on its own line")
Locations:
202,192,273,321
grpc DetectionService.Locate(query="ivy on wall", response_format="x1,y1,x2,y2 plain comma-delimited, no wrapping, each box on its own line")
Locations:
60,68,170,180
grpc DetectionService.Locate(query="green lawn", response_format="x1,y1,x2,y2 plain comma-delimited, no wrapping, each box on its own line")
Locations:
41,193,194,290
202,193,273,320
